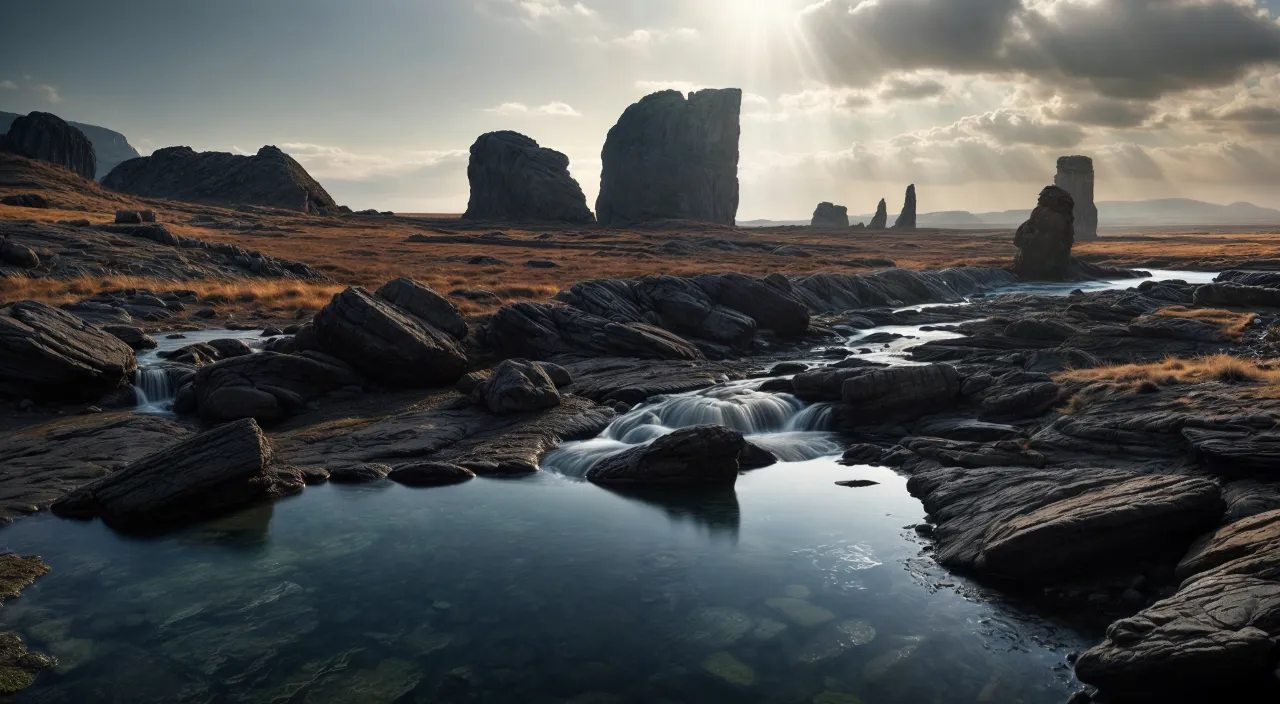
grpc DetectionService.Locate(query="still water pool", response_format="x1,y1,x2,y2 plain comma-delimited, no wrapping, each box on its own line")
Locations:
0,458,1092,703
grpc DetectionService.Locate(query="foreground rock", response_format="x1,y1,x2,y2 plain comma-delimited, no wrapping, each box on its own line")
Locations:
586,425,746,487
462,131,593,223
596,88,741,226
102,145,337,213
312,287,468,387
52,419,298,530
0,111,96,179
375,278,468,340
811,202,849,228
474,359,563,414
892,184,916,230
1013,185,1075,281
1055,155,1098,240
0,301,136,401
186,351,365,424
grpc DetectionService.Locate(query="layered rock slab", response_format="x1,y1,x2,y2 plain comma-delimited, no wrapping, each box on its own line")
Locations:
0,300,137,401
585,425,746,487
462,131,593,223
188,351,365,424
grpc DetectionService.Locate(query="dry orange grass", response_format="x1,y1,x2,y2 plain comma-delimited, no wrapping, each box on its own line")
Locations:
0,275,344,312
1154,306,1256,341
1056,355,1280,412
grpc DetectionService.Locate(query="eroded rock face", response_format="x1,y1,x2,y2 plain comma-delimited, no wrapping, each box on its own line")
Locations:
0,300,137,400
811,202,849,228
1055,155,1098,240
102,145,337,213
892,184,916,230
374,278,467,340
479,359,561,414
311,287,469,387
869,199,888,229
586,424,746,487
190,351,364,424
462,131,593,223
51,418,296,530
0,111,96,179
1013,185,1075,281
596,88,741,226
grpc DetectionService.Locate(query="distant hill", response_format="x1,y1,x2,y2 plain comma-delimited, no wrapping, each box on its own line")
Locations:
743,198,1280,228
0,111,141,180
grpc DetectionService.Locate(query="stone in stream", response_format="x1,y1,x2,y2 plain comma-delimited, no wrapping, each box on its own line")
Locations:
868,198,888,229
700,651,754,686
102,324,157,351
0,111,97,179
596,88,741,226
462,131,594,223
189,351,365,424
0,300,137,401
387,462,476,488
764,597,836,627
794,619,877,663
839,364,962,423
811,202,849,228
892,184,916,230
585,425,746,487
1055,155,1098,240
50,418,298,530
1013,185,1075,281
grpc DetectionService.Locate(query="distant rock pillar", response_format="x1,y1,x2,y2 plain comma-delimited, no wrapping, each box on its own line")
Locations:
869,199,888,229
811,202,849,228
1055,156,1097,240
892,184,916,230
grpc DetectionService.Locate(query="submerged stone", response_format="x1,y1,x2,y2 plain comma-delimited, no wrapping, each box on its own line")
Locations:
794,619,877,663
679,607,754,647
751,617,788,642
700,651,755,686
764,597,836,628
0,555,50,602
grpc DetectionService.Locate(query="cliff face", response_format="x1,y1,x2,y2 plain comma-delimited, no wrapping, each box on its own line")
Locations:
102,145,337,213
0,112,97,180
463,131,594,223
0,112,139,180
596,88,741,226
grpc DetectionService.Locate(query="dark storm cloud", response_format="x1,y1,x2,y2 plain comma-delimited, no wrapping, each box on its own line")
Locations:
799,0,1280,100
878,77,948,101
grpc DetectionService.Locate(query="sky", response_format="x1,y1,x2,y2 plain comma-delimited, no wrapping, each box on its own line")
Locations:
4,0,1280,219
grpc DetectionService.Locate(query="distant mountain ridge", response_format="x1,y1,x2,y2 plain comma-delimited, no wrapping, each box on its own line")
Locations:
0,111,141,180
742,198,1280,228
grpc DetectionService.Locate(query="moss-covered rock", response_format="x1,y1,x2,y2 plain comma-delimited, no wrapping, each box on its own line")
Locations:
0,554,50,602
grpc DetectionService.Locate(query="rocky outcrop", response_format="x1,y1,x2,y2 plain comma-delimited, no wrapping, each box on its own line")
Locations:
1193,282,1280,309
374,278,467,340
485,302,704,361
0,301,137,401
1055,155,1097,240
840,364,961,423
0,111,96,179
102,145,337,213
596,88,741,226
811,202,849,228
585,425,746,487
462,131,593,223
869,199,888,229
1,111,140,179
0,194,47,208
187,351,365,424
892,185,916,230
476,359,562,414
51,418,298,530
311,287,468,387
1013,185,1075,281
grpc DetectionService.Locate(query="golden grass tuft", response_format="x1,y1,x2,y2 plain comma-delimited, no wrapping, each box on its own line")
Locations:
1058,355,1280,388
1153,306,1256,341
0,275,344,312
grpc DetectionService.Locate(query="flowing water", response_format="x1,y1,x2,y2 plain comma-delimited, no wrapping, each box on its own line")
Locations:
131,329,266,414
1,270,1218,702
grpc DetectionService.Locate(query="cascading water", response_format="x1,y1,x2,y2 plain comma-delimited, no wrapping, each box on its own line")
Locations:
133,367,176,414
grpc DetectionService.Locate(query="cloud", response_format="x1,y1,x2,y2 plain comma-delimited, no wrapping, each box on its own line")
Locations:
484,101,582,116
0,80,16,90
1040,96,1157,129
587,27,700,47
277,142,469,180
879,76,948,101
36,84,61,103
938,109,1087,148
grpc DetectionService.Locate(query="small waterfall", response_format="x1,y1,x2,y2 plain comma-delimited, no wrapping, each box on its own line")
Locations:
133,367,175,411
785,403,834,432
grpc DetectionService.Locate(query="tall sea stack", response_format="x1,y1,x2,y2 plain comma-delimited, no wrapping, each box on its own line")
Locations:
1055,156,1098,240
1013,185,1075,281
869,199,888,229
893,184,916,230
463,131,594,223
596,88,741,226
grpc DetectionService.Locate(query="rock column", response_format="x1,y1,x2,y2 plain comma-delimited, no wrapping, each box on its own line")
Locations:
893,184,916,230
868,199,888,229
1055,156,1098,240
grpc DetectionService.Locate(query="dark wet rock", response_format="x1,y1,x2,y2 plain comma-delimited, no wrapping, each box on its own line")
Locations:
462,131,593,223
191,351,364,424
1004,317,1079,341
1193,282,1280,309
836,479,879,488
158,342,220,367
387,461,476,488
102,324,156,351
486,302,703,361
596,88,741,226
261,326,283,337
1127,314,1231,342
695,273,810,336
740,441,778,470
769,362,809,375
51,418,294,530
328,463,390,484
979,378,1060,421
791,366,883,402
102,145,337,213
840,364,961,423
758,377,794,393
374,277,468,340
869,199,888,229
892,184,916,230
1183,427,1280,477
0,300,137,401
312,286,468,387
1,111,96,178
558,357,740,405
841,444,884,465
908,467,1223,583
1176,508,1280,582
0,194,48,208
0,631,55,695
0,237,39,268
586,424,746,487
1222,481,1280,522
1013,185,1075,281
900,436,1045,469
477,359,561,414
811,202,849,228
913,418,1022,442
1055,156,1097,240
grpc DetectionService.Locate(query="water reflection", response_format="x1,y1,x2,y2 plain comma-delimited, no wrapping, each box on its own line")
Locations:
600,485,742,542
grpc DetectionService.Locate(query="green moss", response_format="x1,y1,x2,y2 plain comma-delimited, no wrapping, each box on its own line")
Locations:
0,665,35,694
0,554,50,602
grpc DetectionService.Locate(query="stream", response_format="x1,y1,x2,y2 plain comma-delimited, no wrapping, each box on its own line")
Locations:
0,270,1215,702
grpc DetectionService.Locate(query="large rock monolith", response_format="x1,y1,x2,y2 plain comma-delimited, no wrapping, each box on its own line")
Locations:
892,184,916,230
811,202,849,228
1055,156,1097,240
463,131,594,223
596,89,741,226
0,112,97,179
1013,185,1075,281
868,199,888,229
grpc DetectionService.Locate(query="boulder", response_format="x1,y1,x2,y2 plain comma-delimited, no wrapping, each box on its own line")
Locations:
114,210,143,224
387,462,476,488
486,302,703,361
190,351,364,424
0,237,39,269
51,418,295,530
462,131,594,223
811,202,849,228
374,278,467,340
868,199,888,229
892,184,916,230
311,286,469,387
1013,185,1075,281
0,301,137,400
596,88,741,226
479,359,561,414
693,273,810,336
0,194,47,208
102,324,156,351
0,111,96,179
102,145,337,213
586,425,746,487
840,364,961,422
1055,155,1098,240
